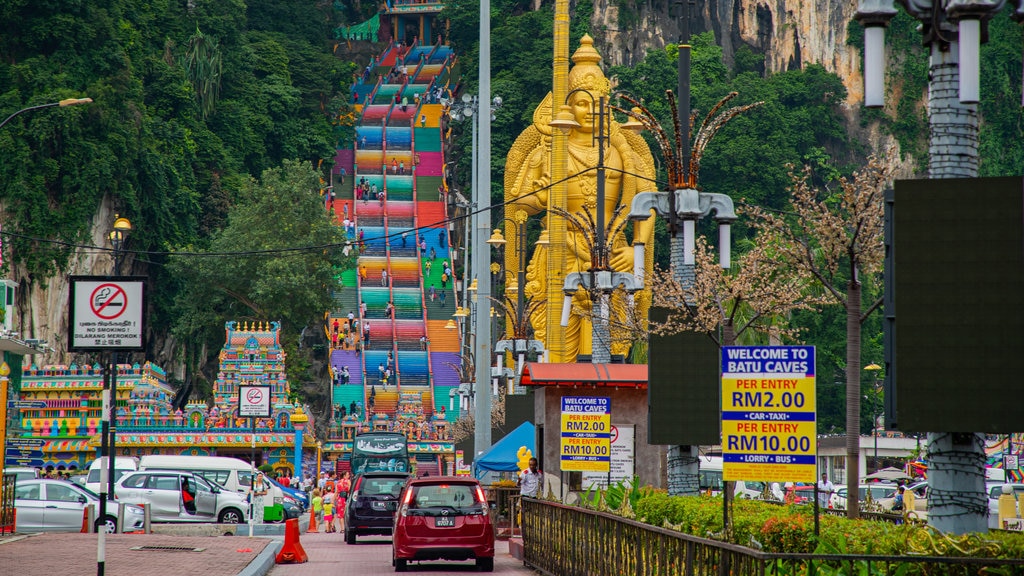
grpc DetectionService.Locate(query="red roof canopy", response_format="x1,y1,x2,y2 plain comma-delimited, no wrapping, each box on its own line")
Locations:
520,363,647,389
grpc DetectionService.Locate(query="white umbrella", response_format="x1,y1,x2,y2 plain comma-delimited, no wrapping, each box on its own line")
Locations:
864,467,912,482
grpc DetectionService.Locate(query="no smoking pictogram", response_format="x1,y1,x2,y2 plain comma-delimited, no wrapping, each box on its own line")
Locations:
90,283,128,320
245,388,264,405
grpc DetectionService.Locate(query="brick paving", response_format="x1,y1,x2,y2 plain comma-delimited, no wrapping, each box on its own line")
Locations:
0,533,271,576
270,533,538,575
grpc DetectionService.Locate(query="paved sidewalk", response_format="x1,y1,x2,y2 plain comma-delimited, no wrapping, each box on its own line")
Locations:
0,533,275,576
270,533,537,575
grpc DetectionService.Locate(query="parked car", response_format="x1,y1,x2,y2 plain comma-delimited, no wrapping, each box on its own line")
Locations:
268,476,309,510
85,456,139,494
14,478,145,533
831,483,900,511
784,485,815,505
115,470,247,524
344,471,411,544
876,481,927,513
392,476,495,572
6,466,39,483
986,482,1024,529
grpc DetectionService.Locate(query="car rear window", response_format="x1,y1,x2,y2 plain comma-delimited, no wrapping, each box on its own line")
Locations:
360,477,406,497
407,483,482,513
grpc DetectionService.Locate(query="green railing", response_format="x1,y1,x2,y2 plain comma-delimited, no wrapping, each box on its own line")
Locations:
521,498,1024,576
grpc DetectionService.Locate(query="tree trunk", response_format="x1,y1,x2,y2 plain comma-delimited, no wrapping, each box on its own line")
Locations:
925,42,987,534
846,278,861,519
666,232,699,496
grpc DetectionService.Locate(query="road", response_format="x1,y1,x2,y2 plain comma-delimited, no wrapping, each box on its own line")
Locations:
269,532,536,575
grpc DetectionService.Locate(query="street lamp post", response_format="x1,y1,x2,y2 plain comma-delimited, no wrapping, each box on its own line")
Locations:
96,214,129,576
854,0,1024,534
549,92,645,363
441,91,502,458
0,98,93,130
487,217,545,393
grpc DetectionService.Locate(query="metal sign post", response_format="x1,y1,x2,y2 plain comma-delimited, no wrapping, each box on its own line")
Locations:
238,384,271,537
68,275,145,576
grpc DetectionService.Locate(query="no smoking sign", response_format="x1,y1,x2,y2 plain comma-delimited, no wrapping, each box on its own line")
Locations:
238,385,272,418
68,276,146,351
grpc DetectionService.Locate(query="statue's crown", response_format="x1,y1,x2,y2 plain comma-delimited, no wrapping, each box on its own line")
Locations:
568,35,611,95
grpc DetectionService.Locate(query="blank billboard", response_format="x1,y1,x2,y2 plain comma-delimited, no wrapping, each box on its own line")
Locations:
888,176,1024,432
648,307,721,445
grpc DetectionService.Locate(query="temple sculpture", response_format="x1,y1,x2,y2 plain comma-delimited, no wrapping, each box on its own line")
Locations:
504,35,656,362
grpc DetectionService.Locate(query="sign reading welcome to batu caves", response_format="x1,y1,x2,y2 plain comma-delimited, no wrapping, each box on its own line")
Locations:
722,346,816,483
560,396,611,472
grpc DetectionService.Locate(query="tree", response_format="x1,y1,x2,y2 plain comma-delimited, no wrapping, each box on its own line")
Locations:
745,150,896,519
169,159,354,383
650,236,825,347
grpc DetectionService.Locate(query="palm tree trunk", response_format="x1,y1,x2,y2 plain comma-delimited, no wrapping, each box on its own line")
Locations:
846,279,861,519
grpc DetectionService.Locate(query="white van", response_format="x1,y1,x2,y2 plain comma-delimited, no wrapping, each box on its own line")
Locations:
138,455,287,522
86,456,139,494
698,457,768,500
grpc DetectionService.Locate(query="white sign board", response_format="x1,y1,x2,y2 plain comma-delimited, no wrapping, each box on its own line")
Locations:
68,276,146,351
582,424,635,489
238,385,272,418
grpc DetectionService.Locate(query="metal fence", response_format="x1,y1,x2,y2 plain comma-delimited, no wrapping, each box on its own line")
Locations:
0,474,15,535
521,498,1024,576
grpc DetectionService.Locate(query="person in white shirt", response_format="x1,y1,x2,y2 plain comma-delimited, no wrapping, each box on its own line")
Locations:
518,458,543,498
817,472,835,508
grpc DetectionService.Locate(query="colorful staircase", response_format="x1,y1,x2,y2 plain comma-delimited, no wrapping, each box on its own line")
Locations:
328,39,461,432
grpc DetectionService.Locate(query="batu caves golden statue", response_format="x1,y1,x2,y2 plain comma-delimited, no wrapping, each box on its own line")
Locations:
503,34,657,363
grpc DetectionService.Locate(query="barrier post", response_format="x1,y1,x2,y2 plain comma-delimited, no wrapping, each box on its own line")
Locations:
306,506,318,533
275,517,308,564
142,502,151,534
116,502,125,534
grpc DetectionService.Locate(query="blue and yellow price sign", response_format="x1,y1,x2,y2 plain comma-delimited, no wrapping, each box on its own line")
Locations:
721,346,816,483
560,396,611,472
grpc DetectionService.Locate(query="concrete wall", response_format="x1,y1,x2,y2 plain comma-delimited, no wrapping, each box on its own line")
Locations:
534,385,665,498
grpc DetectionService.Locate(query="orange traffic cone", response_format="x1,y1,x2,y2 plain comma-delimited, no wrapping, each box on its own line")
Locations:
81,507,91,533
306,507,318,533
276,518,308,564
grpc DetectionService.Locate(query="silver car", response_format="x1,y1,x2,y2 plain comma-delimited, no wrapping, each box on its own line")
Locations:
115,470,247,524
14,479,145,533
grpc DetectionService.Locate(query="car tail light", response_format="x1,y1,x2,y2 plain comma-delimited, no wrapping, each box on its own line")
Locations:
398,488,413,517
475,486,489,515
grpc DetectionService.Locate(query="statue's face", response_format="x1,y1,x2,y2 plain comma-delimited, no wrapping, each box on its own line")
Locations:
570,91,596,133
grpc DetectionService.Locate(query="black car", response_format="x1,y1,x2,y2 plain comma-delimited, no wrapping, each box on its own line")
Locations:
344,471,410,544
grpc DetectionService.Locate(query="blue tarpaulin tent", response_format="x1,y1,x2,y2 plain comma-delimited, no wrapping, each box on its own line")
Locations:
473,421,534,478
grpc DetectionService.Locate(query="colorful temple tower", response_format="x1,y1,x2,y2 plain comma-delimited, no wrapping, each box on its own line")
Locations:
9,321,314,478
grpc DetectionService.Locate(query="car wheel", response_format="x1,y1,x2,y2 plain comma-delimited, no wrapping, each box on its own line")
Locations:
476,557,493,572
394,558,407,572
345,528,356,544
219,508,244,524
96,515,117,534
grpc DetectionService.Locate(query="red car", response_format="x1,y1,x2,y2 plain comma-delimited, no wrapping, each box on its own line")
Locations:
784,484,816,505
392,476,495,572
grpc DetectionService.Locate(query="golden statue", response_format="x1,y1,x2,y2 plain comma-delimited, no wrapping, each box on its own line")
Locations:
503,35,656,362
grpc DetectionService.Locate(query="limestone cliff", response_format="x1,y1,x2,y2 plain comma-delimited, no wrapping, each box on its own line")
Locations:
590,0,866,106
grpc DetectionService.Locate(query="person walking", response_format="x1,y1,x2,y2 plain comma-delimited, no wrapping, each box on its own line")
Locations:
359,264,368,283
342,366,350,385
347,310,355,330
381,268,388,287
363,322,371,346
401,231,408,248
439,289,446,308
428,284,436,302
438,230,446,248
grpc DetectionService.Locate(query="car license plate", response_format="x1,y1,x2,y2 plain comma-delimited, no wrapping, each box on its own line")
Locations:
435,516,456,528
372,501,387,511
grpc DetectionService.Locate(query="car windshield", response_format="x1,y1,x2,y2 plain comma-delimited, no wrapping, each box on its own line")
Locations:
87,469,132,483
361,477,406,497
407,483,482,513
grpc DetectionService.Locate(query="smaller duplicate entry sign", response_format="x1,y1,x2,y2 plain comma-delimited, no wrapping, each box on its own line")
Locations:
721,346,816,483
69,276,146,351
560,396,611,473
